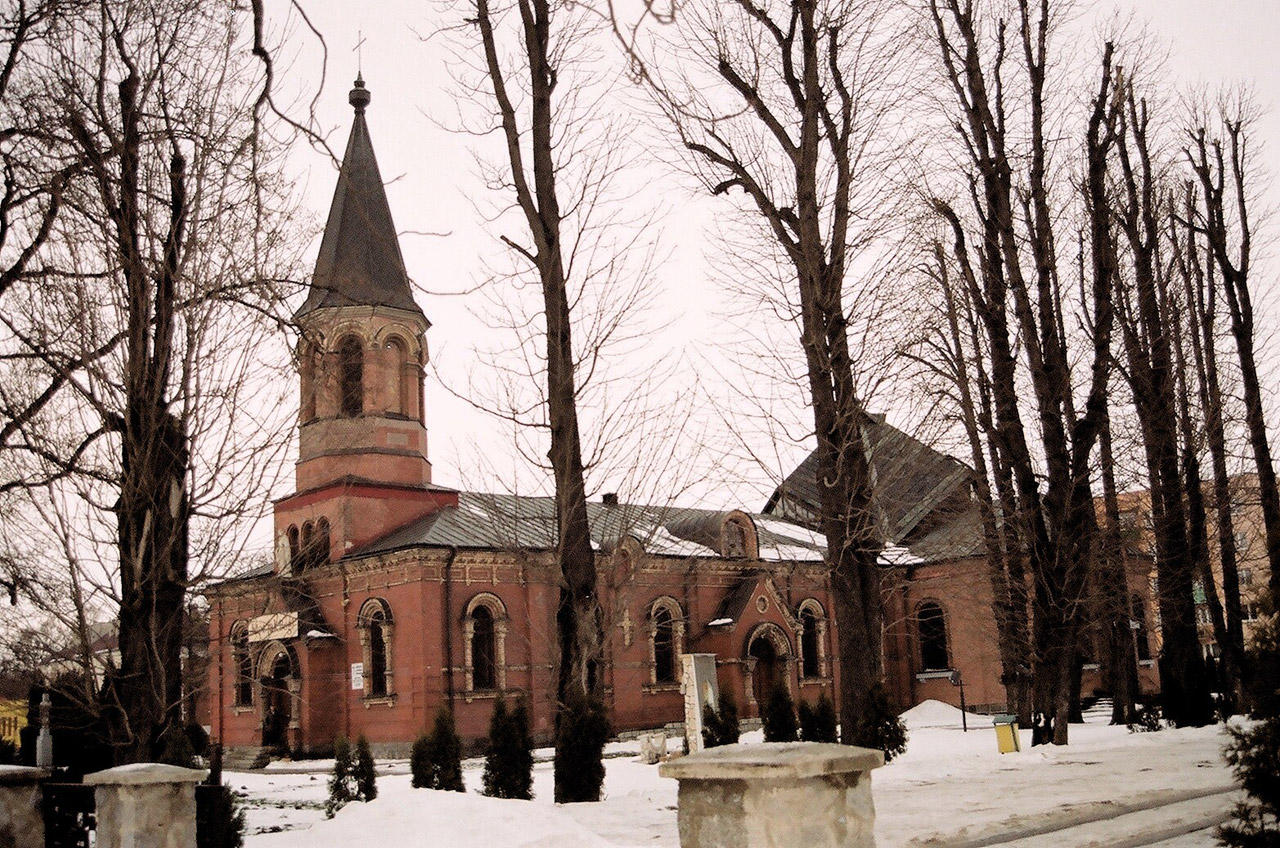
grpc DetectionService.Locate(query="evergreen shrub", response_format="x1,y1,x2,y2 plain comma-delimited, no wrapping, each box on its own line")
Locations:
412,707,464,791
799,693,838,743
761,684,798,743
197,743,246,848
701,691,740,749
354,734,377,801
554,693,610,803
325,736,354,818
847,682,908,762
1218,592,1280,847
483,696,534,799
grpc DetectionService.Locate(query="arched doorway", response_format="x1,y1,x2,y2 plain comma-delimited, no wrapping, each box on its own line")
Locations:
746,625,790,709
259,644,296,753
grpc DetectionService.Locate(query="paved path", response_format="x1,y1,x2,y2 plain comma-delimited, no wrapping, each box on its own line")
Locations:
939,785,1237,848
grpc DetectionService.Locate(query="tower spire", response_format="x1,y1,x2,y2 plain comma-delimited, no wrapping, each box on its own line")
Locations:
298,76,422,319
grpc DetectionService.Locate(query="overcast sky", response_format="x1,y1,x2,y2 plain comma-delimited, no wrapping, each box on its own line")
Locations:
269,0,1280,512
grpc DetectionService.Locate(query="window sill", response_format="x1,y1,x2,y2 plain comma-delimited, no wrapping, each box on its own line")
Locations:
799,676,828,686
362,694,397,708
231,705,255,715
642,683,681,694
462,688,509,703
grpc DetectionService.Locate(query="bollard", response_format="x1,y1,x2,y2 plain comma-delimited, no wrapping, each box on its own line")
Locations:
85,763,206,848
659,742,883,848
0,765,50,848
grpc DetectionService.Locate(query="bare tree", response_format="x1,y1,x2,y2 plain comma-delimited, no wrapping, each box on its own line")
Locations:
1184,99,1280,599
454,0,638,801
925,0,1120,743
625,0,915,748
0,0,304,763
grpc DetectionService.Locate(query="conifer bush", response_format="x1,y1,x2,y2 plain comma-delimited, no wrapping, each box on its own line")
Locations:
412,707,465,791
353,734,377,801
761,684,798,742
1218,593,1280,847
483,696,534,799
325,736,354,818
197,743,246,848
554,692,610,803
799,693,838,743
846,682,908,762
701,691,740,749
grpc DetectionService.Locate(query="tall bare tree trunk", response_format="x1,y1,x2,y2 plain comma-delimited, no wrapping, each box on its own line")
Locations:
471,0,606,800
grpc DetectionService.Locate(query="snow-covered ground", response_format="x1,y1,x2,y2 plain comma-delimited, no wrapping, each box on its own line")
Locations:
235,701,1242,848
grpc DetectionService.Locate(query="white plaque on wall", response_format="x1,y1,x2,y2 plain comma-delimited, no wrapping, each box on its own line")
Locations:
350,662,364,690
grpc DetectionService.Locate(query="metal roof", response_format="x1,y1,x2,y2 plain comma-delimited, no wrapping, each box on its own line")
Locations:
297,77,424,321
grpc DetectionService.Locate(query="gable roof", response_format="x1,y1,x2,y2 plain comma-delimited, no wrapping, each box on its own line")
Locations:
297,77,424,320
763,415,974,546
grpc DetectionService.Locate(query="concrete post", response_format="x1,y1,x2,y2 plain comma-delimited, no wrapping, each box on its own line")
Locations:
0,765,50,848
659,742,884,848
85,763,206,848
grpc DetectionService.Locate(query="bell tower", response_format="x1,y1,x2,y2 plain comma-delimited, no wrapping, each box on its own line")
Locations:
273,77,455,572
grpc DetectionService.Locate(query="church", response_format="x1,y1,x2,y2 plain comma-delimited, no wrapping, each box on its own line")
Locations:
204,79,1157,759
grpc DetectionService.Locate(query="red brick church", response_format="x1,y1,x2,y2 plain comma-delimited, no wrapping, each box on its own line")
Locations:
205,79,1155,758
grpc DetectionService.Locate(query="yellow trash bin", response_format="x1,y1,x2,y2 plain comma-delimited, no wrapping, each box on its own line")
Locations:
993,714,1020,753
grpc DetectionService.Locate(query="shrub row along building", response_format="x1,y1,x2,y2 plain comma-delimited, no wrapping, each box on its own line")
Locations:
205,79,1161,759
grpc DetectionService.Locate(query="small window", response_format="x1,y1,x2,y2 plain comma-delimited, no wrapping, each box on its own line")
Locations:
1243,602,1259,622
1240,568,1254,587
917,602,949,671
338,336,363,418
724,521,746,558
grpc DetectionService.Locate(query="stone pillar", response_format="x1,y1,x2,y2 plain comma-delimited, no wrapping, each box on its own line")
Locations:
659,742,883,848
85,763,206,848
0,765,50,848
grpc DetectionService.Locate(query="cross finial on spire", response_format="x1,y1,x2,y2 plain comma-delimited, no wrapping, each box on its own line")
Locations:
355,30,366,74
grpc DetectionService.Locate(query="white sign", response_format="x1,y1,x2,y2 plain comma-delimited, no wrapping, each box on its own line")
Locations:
248,612,298,643
351,662,364,690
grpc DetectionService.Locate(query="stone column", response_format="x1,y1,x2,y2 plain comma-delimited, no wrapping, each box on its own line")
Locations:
85,763,206,848
659,742,883,848
0,765,50,848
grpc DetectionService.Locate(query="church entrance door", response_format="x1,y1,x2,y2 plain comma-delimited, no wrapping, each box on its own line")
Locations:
261,650,292,752
749,635,782,707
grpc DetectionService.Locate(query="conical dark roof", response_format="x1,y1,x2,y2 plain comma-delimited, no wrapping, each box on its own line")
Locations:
297,77,424,319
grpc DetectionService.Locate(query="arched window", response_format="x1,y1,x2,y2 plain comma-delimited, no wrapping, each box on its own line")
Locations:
384,336,413,417
338,335,363,418
800,605,821,678
358,599,394,699
299,342,318,422
287,525,300,571
311,518,330,568
464,593,508,693
231,622,252,707
471,605,495,690
724,520,747,558
653,607,676,683
917,601,950,671
648,598,685,686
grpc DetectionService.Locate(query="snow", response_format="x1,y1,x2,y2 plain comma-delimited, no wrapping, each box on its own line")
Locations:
235,702,1241,848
